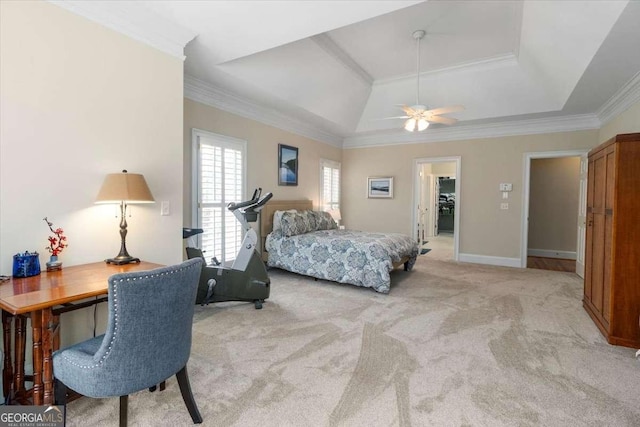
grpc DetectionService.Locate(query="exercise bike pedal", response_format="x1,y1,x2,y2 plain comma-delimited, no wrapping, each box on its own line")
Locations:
200,278,217,306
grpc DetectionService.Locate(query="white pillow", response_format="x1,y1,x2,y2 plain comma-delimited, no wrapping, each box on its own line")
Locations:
273,209,297,232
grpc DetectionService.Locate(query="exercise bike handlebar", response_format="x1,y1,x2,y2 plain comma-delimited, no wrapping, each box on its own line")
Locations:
227,188,262,211
248,192,272,211
231,192,272,229
231,191,272,212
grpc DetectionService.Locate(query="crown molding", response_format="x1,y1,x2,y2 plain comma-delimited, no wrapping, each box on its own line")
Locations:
49,1,196,60
311,34,374,86
597,71,640,125
186,72,605,150
342,114,601,149
374,53,519,86
184,75,344,147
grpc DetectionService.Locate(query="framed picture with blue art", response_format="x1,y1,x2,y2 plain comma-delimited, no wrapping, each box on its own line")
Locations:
367,176,394,198
278,144,298,186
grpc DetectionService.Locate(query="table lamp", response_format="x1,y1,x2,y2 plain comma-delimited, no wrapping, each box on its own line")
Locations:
96,170,155,264
328,209,342,226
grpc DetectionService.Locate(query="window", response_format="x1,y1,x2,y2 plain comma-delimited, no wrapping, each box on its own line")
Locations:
192,129,246,263
320,159,340,212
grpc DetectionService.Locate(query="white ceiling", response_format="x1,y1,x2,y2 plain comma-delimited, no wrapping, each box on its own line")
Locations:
53,0,640,147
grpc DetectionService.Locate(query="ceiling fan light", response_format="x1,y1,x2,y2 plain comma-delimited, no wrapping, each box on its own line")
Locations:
417,119,429,131
404,118,417,132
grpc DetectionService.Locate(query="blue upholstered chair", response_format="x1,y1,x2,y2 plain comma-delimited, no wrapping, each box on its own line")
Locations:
53,258,204,426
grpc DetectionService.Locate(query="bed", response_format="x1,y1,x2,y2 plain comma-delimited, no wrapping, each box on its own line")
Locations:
260,200,419,293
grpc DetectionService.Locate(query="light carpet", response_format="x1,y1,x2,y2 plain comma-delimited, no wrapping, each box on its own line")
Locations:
64,251,640,426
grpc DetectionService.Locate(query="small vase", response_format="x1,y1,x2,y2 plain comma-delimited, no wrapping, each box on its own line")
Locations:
46,255,63,272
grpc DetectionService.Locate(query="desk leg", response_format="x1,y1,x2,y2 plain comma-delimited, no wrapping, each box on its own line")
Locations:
31,310,43,406
42,309,56,405
14,315,27,398
53,314,60,351
2,311,13,402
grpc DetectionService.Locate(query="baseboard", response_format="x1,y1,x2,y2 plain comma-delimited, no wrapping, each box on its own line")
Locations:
458,253,522,268
527,249,577,260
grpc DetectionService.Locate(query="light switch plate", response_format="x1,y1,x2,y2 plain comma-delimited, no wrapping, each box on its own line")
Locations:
161,201,170,216
499,183,513,192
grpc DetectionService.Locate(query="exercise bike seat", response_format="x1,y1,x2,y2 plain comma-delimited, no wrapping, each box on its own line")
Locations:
183,228,204,239
185,246,205,261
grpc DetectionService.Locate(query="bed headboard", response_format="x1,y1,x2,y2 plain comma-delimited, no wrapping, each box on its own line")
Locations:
260,199,313,261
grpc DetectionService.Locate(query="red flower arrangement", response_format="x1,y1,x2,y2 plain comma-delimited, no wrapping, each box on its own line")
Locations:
44,217,67,256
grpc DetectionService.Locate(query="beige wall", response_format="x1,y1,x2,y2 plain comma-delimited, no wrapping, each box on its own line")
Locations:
432,162,457,176
599,99,640,142
0,0,184,371
342,130,599,260
183,98,342,226
528,157,581,254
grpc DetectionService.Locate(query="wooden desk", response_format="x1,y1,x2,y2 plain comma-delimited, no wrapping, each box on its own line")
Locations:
0,261,162,405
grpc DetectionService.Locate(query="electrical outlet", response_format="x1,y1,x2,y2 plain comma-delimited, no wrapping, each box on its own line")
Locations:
161,201,170,216
500,203,509,210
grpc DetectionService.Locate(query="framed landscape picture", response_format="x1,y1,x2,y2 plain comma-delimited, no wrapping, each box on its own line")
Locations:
278,144,298,186
367,176,394,198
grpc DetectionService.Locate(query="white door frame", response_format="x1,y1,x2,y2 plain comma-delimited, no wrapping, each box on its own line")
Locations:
576,154,588,278
412,156,461,261
416,172,432,241
520,149,589,268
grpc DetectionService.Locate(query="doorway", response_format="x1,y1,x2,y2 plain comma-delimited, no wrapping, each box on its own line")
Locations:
413,157,461,261
521,150,589,275
437,176,456,234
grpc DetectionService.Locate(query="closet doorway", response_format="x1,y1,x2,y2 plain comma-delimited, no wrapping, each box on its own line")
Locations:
521,149,589,275
413,157,461,261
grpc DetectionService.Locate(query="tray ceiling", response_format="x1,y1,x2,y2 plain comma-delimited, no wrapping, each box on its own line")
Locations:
53,0,640,147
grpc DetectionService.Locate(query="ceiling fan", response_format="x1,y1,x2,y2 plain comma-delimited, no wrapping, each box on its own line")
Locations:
388,30,464,132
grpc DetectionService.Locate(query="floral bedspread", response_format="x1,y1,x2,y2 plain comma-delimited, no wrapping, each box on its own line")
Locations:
265,229,419,293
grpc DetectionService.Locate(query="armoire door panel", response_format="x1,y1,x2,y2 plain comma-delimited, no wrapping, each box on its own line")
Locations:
583,212,594,301
590,213,605,312
586,158,595,213
592,155,606,213
605,150,616,210
602,214,613,323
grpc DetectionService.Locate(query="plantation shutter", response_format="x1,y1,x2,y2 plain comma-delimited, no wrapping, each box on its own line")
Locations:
195,130,246,263
320,159,340,211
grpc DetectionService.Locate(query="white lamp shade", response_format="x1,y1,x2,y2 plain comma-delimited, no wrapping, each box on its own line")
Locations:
328,209,342,221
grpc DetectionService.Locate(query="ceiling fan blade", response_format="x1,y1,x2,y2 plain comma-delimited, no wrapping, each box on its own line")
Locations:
425,105,465,115
372,116,410,121
428,115,458,125
397,105,415,116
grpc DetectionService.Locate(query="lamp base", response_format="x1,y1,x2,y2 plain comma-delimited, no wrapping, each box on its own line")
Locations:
105,256,141,265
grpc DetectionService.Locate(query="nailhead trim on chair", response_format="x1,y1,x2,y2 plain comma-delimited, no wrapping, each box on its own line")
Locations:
59,263,199,369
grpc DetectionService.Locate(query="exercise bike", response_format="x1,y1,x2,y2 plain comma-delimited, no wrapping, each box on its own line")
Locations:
183,189,272,309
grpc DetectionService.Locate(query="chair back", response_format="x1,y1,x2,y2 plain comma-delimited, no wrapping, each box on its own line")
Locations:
90,258,202,395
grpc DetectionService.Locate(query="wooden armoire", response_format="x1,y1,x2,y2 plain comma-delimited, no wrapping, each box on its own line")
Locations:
583,132,640,348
